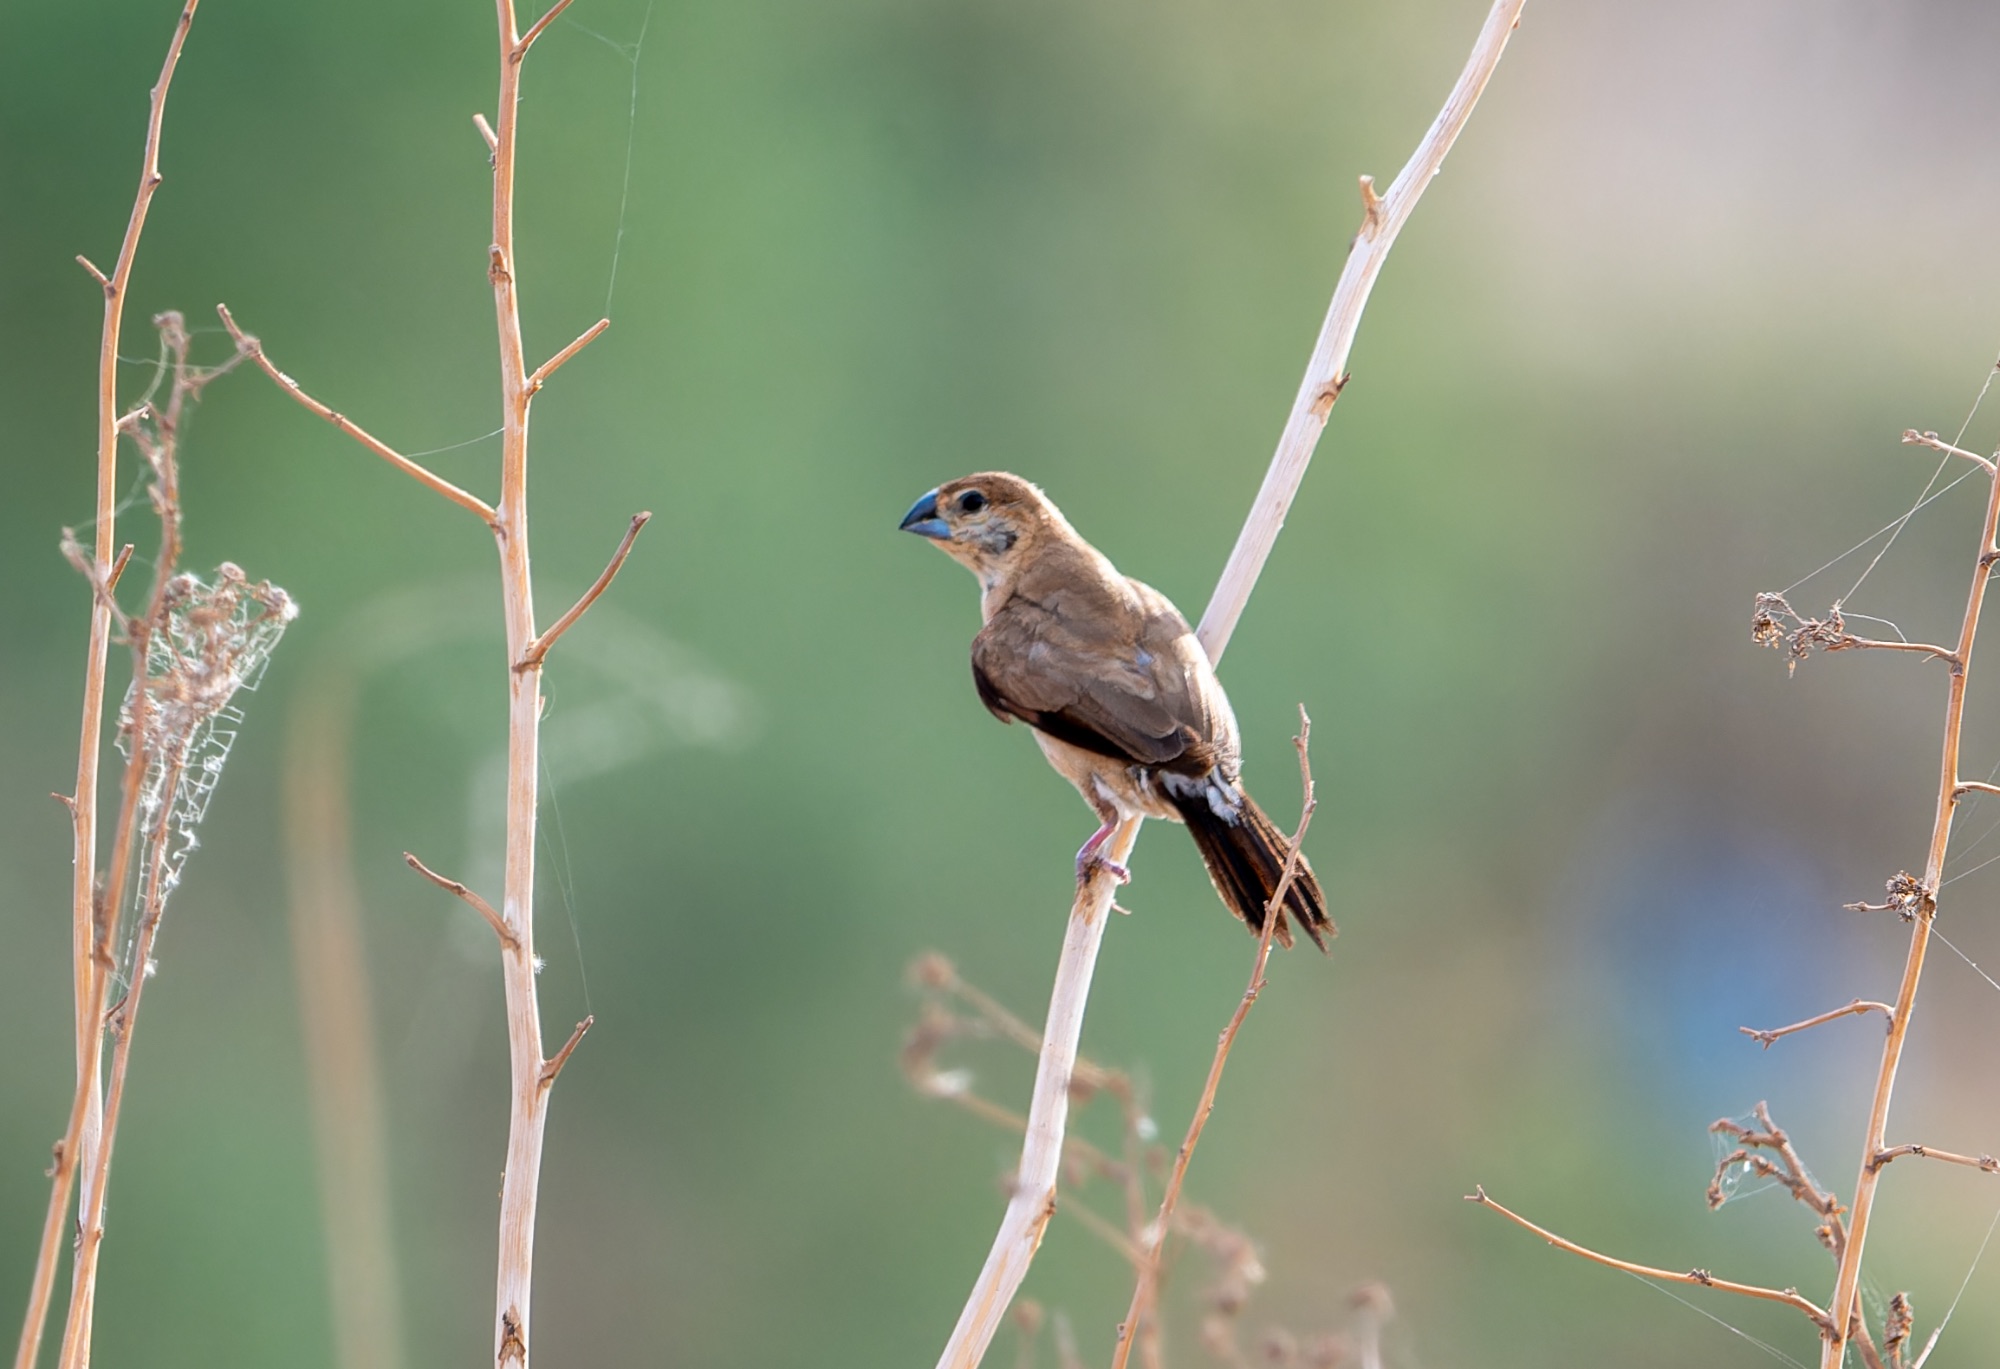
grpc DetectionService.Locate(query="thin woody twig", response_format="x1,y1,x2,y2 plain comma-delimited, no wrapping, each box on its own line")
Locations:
1869,1144,1999,1175
538,1017,593,1088
1741,999,1894,1049
1818,418,2000,1367
932,7,1525,1364
19,8,200,1369
1465,1187,1834,1332
1903,429,1997,475
106,544,136,593
1110,712,1316,1369
484,2,590,1361
475,113,500,154
526,317,609,393
514,0,575,58
1954,780,2000,799
1832,637,1958,663
517,512,650,670
405,852,518,948
214,304,499,524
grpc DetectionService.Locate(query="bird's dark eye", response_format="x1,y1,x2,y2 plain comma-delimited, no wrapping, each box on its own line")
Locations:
957,490,988,514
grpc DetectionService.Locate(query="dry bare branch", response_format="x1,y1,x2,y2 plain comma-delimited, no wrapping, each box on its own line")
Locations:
1740,999,1894,1049
17,11,201,1358
1751,592,1956,672
539,1017,593,1088
1903,429,1997,475
1869,1144,1999,1175
514,0,575,57
1111,713,1316,1369
405,852,518,948
1466,1187,1833,1332
517,511,650,670
214,305,499,524
932,7,1526,1363
1817,437,2000,1365
526,317,609,393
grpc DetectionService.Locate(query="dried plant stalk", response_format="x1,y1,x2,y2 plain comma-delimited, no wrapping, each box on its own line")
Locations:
52,316,287,1369
933,5,1526,1364
1110,715,1316,1369
13,10,200,1368
222,4,635,1362
1817,433,2000,1364
1474,421,2000,1364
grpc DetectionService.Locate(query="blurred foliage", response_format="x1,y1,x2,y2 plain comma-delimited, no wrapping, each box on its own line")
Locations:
6,1,2000,1365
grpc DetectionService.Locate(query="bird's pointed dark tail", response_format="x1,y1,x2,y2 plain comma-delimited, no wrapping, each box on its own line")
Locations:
1167,783,1333,952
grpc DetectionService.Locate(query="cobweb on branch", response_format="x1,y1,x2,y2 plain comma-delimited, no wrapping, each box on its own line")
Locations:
114,563,296,981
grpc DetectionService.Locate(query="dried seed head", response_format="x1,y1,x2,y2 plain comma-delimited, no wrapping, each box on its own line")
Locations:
907,951,956,990
1885,1292,1912,1350
1751,591,1849,675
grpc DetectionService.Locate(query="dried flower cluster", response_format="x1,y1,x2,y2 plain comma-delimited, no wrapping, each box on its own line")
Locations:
905,956,1390,1368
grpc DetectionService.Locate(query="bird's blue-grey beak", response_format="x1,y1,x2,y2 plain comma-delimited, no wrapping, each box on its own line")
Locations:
899,489,950,540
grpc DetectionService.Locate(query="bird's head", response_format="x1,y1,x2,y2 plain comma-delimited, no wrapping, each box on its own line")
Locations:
898,472,1065,586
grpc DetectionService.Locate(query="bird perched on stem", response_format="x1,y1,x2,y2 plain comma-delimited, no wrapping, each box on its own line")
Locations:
900,472,1331,950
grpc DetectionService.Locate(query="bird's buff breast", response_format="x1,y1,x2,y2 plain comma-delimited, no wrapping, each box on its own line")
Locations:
1032,729,1181,824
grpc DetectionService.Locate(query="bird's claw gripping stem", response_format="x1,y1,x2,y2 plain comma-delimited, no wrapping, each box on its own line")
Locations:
1076,822,1130,886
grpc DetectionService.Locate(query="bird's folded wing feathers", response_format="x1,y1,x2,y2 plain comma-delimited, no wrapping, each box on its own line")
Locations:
971,589,1212,768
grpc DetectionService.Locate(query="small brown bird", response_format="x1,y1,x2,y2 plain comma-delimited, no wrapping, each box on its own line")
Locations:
901,472,1331,950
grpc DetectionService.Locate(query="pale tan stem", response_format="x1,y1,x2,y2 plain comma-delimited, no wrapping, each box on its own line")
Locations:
934,833,1136,1369
1740,999,1894,1049
1955,780,2000,799
1829,637,1957,663
487,3,563,1364
59,754,185,1369
933,7,1524,1365
18,10,199,1369
1903,429,1997,475
518,511,650,669
475,113,500,154
526,318,609,393
1110,717,1315,1369
1467,1188,1833,1331
1822,452,2000,1366
215,305,499,524
1194,0,1527,663
1869,1144,1999,1175
405,853,519,948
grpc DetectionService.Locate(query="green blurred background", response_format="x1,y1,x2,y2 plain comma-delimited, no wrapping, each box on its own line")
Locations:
7,0,2000,1364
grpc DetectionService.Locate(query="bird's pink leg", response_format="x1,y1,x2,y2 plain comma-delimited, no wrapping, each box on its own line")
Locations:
1075,820,1130,885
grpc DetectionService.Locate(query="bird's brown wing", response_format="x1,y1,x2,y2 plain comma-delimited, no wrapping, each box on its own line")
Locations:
971,580,1221,771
